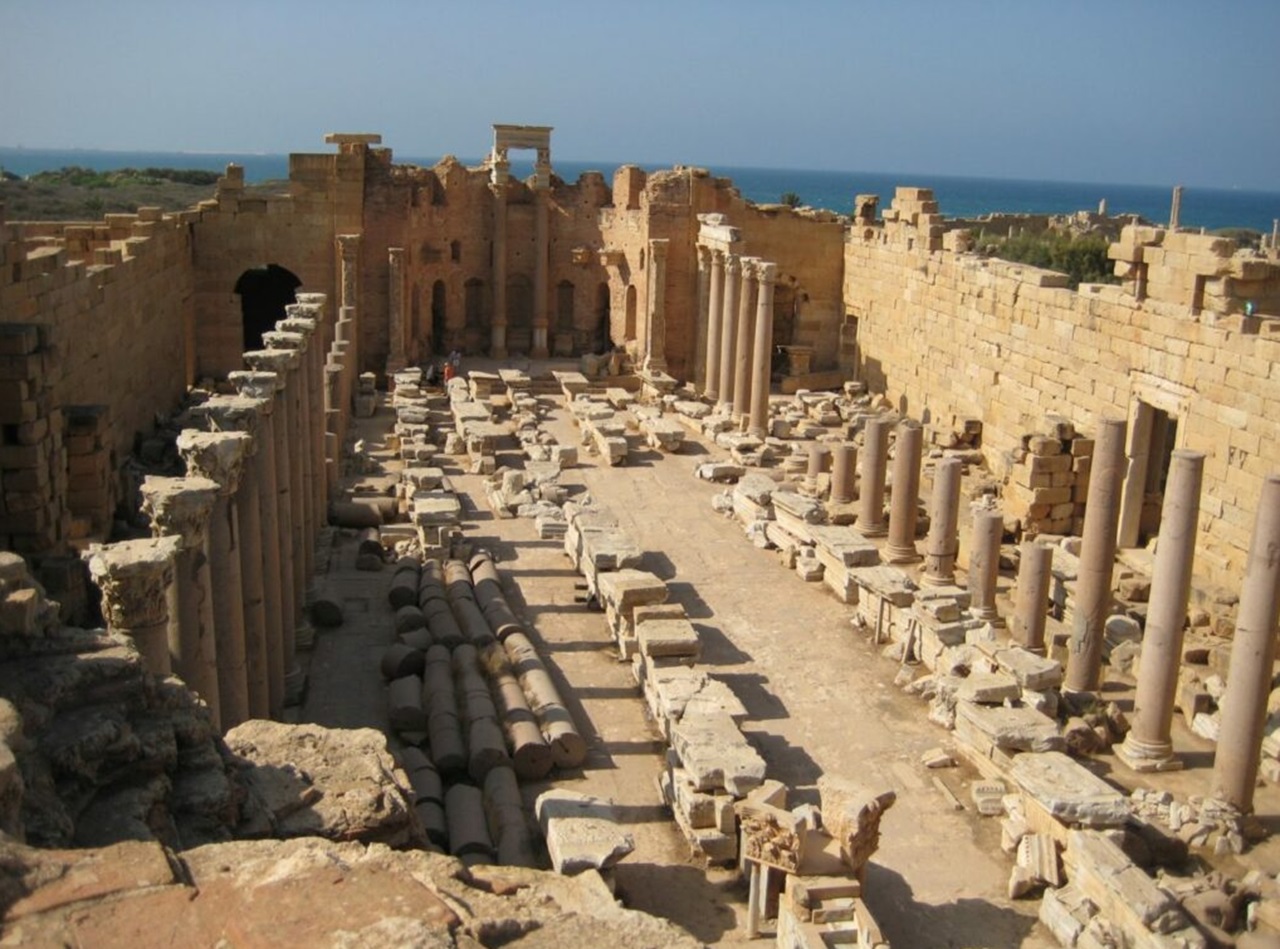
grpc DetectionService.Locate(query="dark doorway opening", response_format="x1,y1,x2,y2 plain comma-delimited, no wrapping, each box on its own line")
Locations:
235,264,301,352
431,280,447,356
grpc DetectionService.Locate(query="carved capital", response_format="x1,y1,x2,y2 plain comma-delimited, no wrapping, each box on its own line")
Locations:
295,291,327,309
263,329,307,355
724,254,742,276
756,261,778,286
87,535,181,629
279,314,318,340
243,348,300,375
228,370,282,403
336,233,361,259
190,395,267,455
176,430,252,496
140,475,220,550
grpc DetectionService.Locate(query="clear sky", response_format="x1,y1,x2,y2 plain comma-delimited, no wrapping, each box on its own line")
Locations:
3,0,1278,190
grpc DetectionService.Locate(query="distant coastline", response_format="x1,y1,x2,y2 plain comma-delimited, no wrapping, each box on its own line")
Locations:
2,146,1276,233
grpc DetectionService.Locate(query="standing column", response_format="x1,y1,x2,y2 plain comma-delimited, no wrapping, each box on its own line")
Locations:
858,417,891,537
1211,474,1280,813
1118,403,1154,549
240,352,303,705
717,256,741,412
490,163,510,358
388,248,407,371
140,475,221,724
703,250,725,401
732,260,757,424
968,509,1005,626
922,457,963,586
886,421,924,563
531,189,550,358
830,443,857,504
337,234,360,370
86,536,181,675
323,362,344,502
229,370,287,717
807,443,831,490
283,299,329,547
264,330,314,588
1012,542,1054,655
1064,417,1128,695
645,239,669,371
337,305,359,388
194,396,271,720
1119,450,1205,773
177,430,252,729
748,261,777,438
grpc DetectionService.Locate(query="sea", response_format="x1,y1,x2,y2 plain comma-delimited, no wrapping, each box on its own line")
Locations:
2,146,1277,234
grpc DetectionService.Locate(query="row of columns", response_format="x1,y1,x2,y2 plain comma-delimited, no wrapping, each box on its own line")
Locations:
698,248,778,437
88,290,352,734
488,158,552,359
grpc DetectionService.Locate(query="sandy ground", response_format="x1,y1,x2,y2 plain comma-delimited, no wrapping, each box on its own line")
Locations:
296,373,1280,948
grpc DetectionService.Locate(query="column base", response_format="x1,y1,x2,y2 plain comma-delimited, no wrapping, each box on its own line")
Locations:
973,608,1006,628
885,543,922,564
704,388,719,403
919,571,956,588
1116,735,1182,773
859,523,889,539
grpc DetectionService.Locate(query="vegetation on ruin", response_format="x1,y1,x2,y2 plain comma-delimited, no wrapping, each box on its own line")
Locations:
779,191,802,208
0,166,285,220
975,230,1118,289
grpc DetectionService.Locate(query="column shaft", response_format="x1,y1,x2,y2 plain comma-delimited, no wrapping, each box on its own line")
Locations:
968,509,1005,625
388,248,407,370
886,422,924,563
532,192,550,358
86,536,181,677
1064,417,1128,694
646,239,669,370
717,257,740,412
1211,474,1280,812
732,262,756,423
704,251,724,401
858,417,891,537
1120,450,1204,771
1012,542,1054,654
748,262,776,437
491,181,509,358
831,444,857,504
922,457,963,586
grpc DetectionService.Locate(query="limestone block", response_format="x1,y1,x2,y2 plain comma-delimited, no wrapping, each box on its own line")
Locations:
817,776,896,871
636,614,700,661
670,711,766,796
994,647,1064,690
954,701,1066,754
695,461,745,483
535,789,635,875
596,569,667,616
808,525,879,567
1010,751,1130,830
955,672,1020,705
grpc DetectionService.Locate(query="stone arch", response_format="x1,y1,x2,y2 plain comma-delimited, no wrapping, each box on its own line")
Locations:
234,264,301,352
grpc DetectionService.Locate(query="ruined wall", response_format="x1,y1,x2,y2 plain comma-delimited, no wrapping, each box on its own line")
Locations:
0,208,194,551
846,187,1280,591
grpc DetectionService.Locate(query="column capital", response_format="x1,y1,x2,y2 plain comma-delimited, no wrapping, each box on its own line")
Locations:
649,238,670,260
755,261,778,286
388,247,406,263
725,254,742,276
337,233,361,257
294,291,327,309
86,535,181,630
229,370,282,404
177,430,253,497
191,394,268,449
263,329,308,355
243,348,301,375
140,475,220,550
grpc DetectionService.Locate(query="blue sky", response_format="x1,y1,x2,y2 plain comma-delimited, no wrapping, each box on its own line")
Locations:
3,0,1277,190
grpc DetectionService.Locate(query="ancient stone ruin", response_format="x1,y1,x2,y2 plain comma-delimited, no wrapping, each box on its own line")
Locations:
3,125,1280,946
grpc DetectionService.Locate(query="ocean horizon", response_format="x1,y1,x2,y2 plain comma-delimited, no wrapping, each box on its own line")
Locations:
2,146,1277,234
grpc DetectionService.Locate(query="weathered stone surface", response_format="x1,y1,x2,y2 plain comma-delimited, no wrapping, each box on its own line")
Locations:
955,701,1066,754
224,720,423,847
994,646,1064,690
1010,751,1130,828
535,789,635,874
670,710,766,796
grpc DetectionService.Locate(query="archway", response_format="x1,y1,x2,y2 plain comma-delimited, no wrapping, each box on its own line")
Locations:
234,264,301,352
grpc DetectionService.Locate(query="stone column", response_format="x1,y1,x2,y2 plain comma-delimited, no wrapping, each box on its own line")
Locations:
264,331,314,589
140,475,221,724
732,260,757,425
239,352,303,706
193,395,272,720
87,536,181,675
830,443,857,504
1064,417,1128,695
858,417,891,537
807,442,830,484
886,421,924,563
337,305,359,390
645,239,669,371
703,250,724,401
1011,542,1054,655
968,509,1005,626
1119,450,1205,773
1118,402,1154,549
922,457,963,586
177,430,252,729
491,166,509,358
388,247,407,372
229,370,287,717
337,234,360,370
748,261,777,438
283,299,329,547
1211,473,1280,813
531,189,550,358
717,256,741,412
324,361,344,502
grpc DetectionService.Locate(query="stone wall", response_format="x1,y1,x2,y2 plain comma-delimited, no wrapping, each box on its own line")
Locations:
845,187,1280,591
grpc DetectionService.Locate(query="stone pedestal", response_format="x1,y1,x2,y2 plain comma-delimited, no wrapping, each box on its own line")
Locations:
703,250,724,401
1211,473,1280,812
1011,542,1054,655
830,443,857,504
1064,417,1127,695
886,421,923,563
140,475,220,724
858,417,891,537
717,256,741,413
922,457,962,586
177,429,252,730
1119,450,1204,773
968,509,1005,626
86,536,181,675
748,261,776,438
